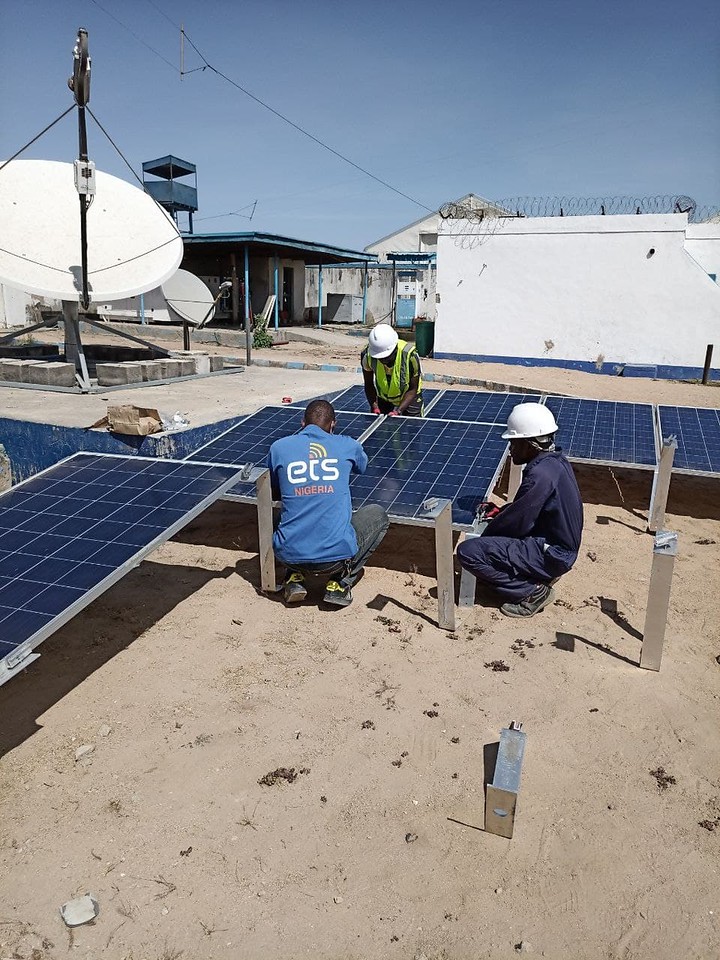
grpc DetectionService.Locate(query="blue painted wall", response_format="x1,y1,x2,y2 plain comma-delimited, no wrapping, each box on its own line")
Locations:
0,415,243,483
432,352,720,381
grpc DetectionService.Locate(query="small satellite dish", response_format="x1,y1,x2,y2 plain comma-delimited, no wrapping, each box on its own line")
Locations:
0,159,183,301
161,269,215,326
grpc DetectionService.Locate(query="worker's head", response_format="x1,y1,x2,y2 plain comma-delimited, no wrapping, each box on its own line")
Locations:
303,399,336,434
368,324,399,361
502,403,559,464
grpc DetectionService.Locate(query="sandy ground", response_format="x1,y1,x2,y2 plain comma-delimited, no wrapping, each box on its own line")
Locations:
0,347,719,960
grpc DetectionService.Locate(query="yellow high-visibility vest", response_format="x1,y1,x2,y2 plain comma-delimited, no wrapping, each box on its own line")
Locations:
362,340,422,404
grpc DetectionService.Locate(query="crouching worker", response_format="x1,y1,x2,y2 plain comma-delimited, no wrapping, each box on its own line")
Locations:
268,399,390,608
456,403,583,618
361,323,424,417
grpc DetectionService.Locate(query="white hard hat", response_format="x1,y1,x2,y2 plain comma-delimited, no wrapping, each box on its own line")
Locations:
367,324,399,359
502,403,558,440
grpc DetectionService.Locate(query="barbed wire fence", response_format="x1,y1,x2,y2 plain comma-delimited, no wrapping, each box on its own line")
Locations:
439,195,720,223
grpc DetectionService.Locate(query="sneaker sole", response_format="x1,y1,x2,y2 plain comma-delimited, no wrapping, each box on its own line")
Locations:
284,589,307,604
323,594,352,608
501,587,556,618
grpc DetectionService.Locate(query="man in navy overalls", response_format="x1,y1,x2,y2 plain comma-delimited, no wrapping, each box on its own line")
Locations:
268,399,389,607
457,403,584,618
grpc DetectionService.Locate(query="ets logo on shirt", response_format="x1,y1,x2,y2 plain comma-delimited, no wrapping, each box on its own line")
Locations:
286,442,339,495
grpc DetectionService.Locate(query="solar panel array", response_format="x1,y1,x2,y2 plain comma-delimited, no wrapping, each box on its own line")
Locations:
330,383,438,414
426,389,542,424
658,406,720,474
543,397,657,467
349,417,508,527
0,454,242,680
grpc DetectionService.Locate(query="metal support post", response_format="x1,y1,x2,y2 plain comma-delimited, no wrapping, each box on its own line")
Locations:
273,256,279,330
139,292,146,325
647,437,677,533
508,458,523,500
244,245,251,367
318,263,323,327
362,261,368,324
485,721,526,839
256,468,276,594
432,498,456,630
640,531,678,672
457,520,489,607
62,300,91,391
702,344,713,385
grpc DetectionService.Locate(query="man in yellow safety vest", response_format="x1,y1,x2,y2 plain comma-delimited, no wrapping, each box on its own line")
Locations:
360,324,424,417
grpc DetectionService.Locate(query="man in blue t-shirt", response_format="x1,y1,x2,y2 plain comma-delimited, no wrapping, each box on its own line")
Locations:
267,399,389,607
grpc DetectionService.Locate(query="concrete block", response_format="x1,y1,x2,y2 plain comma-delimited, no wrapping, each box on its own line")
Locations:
140,360,165,382
97,362,144,386
176,359,196,378
0,359,27,382
24,361,77,387
209,356,224,372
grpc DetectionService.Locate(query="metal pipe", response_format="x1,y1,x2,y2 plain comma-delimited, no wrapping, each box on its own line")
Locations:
273,256,279,330
702,344,713,385
244,245,251,366
139,292,146,325
318,263,323,328
362,261,368,324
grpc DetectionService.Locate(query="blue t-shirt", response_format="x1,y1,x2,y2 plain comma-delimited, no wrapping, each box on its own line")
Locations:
268,424,368,565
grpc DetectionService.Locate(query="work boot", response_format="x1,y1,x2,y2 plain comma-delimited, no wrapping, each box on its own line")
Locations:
323,580,353,608
500,584,555,618
283,571,307,604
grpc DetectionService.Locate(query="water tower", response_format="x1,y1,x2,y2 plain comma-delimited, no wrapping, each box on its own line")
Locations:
142,155,198,233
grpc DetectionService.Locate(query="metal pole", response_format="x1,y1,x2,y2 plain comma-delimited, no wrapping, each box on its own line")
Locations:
139,292,146,325
273,256,279,330
434,499,456,630
702,344,713,385
362,261,368,324
62,300,91,391
256,469,277,593
647,437,677,532
183,319,190,352
318,263,323,328
640,531,678,671
485,722,526,839
244,245,251,366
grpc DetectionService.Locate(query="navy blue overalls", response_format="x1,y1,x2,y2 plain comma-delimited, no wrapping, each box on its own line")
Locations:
456,451,584,602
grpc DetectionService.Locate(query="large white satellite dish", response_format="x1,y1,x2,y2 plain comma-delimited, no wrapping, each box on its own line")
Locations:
0,159,183,301
161,269,215,326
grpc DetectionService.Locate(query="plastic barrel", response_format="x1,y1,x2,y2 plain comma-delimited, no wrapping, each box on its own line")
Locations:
414,320,435,358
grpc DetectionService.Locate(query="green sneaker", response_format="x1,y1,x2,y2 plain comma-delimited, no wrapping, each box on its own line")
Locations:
323,580,352,607
500,585,555,618
283,571,307,604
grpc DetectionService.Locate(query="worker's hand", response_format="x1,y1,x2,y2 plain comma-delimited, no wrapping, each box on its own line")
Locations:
388,409,400,417
371,404,381,415
475,500,501,521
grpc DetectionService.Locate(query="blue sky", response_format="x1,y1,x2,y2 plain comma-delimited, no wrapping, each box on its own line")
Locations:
1,0,718,250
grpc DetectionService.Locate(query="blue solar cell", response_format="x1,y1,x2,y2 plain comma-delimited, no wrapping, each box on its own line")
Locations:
330,384,439,413
349,417,508,527
0,453,243,684
658,406,720,473
543,397,657,466
426,390,542,424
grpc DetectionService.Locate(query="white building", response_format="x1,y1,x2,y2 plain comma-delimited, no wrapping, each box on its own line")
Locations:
434,213,720,379
305,194,506,327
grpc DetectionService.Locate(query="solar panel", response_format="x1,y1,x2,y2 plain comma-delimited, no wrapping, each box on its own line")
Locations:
427,390,542,424
0,453,244,684
657,406,720,474
349,417,508,527
330,384,438,413
187,405,378,498
543,397,657,467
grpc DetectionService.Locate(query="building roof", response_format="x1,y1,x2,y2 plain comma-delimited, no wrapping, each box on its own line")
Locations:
364,193,510,251
182,232,378,265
